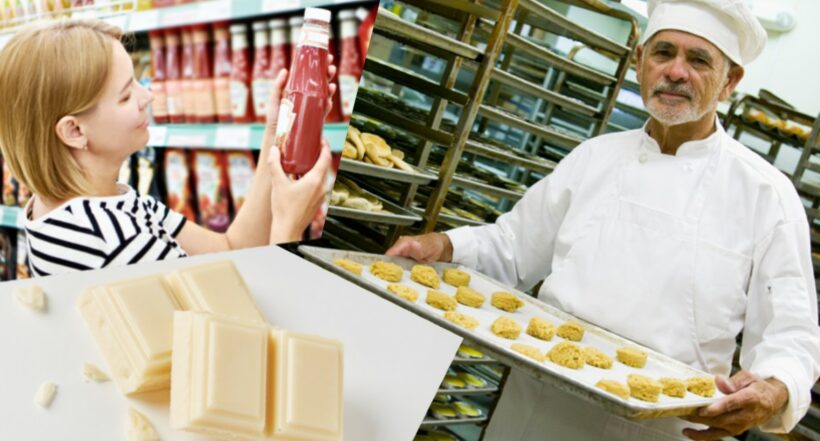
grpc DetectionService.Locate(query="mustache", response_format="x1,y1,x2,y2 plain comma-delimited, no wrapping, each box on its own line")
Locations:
652,82,693,100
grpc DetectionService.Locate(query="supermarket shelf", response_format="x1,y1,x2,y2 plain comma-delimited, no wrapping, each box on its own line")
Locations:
517,0,630,56
374,8,483,61
478,105,584,149
146,123,348,151
352,98,454,145
464,138,556,174
0,205,25,230
452,176,524,202
490,68,598,117
437,387,498,396
339,158,438,185
419,415,488,428
363,58,469,106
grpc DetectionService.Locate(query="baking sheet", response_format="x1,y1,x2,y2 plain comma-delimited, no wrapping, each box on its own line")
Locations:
299,246,724,420
329,187,422,226
339,157,438,185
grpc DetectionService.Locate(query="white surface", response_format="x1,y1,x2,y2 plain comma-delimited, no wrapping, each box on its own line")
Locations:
0,246,461,441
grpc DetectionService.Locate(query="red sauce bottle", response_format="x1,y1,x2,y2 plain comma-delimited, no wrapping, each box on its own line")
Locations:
148,31,169,124
164,30,186,124
229,24,255,124
213,24,233,123
325,19,343,123
275,8,330,176
192,25,216,124
181,28,196,123
251,20,271,124
356,6,377,68
337,9,362,122
267,18,290,85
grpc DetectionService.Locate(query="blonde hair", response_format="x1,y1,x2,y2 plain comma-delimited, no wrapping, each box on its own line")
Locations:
0,19,123,201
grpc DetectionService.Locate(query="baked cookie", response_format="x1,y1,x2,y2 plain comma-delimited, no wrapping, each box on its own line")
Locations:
455,286,485,308
627,374,663,402
659,377,686,398
526,317,555,341
616,347,648,368
458,372,487,388
490,316,521,339
442,375,465,389
547,341,584,369
686,377,715,397
370,261,403,282
491,291,524,312
557,321,584,341
387,283,419,302
596,379,630,399
457,344,484,359
444,311,479,330
410,264,440,289
426,290,457,311
443,268,470,287
511,343,545,362
333,258,362,276
583,347,613,369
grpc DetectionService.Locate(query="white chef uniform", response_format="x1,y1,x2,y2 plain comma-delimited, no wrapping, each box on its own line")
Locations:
446,120,820,440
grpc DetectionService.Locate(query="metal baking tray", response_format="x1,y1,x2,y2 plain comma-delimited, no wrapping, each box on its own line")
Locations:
340,158,438,185
452,175,525,202
298,246,724,420
329,188,422,226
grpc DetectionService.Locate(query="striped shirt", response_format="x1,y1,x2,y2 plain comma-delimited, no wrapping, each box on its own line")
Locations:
24,184,188,277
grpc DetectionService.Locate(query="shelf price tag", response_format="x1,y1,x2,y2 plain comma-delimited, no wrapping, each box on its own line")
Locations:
147,126,168,147
167,133,209,147
129,9,159,32
215,126,252,149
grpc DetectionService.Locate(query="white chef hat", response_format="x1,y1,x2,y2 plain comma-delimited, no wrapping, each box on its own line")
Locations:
641,0,767,66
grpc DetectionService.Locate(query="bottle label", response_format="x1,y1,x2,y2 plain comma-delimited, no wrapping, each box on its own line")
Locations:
338,74,359,117
299,28,328,50
151,81,168,118
194,79,215,118
166,80,183,116
230,80,249,118
214,78,231,116
252,78,272,119
274,97,295,150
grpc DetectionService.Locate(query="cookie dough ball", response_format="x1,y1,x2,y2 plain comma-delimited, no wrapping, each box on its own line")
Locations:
547,341,584,369
443,268,470,287
627,374,663,402
333,258,362,276
387,283,419,302
583,347,613,369
616,347,648,368
490,316,522,339
596,379,630,400
455,286,485,308
526,317,555,341
370,261,404,282
660,377,686,398
426,290,457,311
686,377,716,397
491,291,525,312
444,311,479,330
557,321,585,341
511,343,545,362
411,264,440,289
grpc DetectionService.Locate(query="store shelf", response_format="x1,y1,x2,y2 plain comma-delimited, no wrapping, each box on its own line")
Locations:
146,123,347,151
339,158,438,185
419,415,488,429
0,205,25,230
464,138,556,174
478,105,584,149
452,176,524,202
489,68,598,117
374,8,483,61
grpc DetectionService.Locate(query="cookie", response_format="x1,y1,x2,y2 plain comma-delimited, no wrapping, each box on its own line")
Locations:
616,347,647,368
686,377,715,397
410,264,440,289
556,321,584,341
583,347,613,369
443,268,470,287
490,316,521,339
511,343,545,362
370,261,403,282
491,291,524,312
426,290,457,311
455,286,485,308
444,311,479,330
547,341,584,369
333,258,362,276
660,377,686,398
387,283,419,302
526,317,555,341
627,374,663,402
596,379,630,399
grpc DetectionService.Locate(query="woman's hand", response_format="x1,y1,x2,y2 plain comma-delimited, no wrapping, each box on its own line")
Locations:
265,54,337,132
268,139,332,244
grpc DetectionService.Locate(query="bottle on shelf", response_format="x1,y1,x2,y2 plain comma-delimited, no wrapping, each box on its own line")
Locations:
251,20,272,124
181,27,197,123
148,30,169,124
337,9,362,122
192,25,216,124
213,23,233,123
267,18,290,89
276,8,331,177
356,6,377,67
288,15,303,57
325,19,342,123
229,23,255,124
165,29,186,124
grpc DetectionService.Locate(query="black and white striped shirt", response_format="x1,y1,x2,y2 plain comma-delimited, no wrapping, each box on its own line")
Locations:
24,184,188,277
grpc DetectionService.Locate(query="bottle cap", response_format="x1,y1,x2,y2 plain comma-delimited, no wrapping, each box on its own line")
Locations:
304,7,331,23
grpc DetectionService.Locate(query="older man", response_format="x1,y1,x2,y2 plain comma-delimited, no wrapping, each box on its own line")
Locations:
387,0,820,439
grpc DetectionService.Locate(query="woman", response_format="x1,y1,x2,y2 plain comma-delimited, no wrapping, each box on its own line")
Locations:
0,19,333,276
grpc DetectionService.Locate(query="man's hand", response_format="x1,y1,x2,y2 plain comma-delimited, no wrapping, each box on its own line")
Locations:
386,233,454,263
682,370,789,440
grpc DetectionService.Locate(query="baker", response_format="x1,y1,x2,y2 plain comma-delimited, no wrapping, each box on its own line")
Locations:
388,0,820,439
